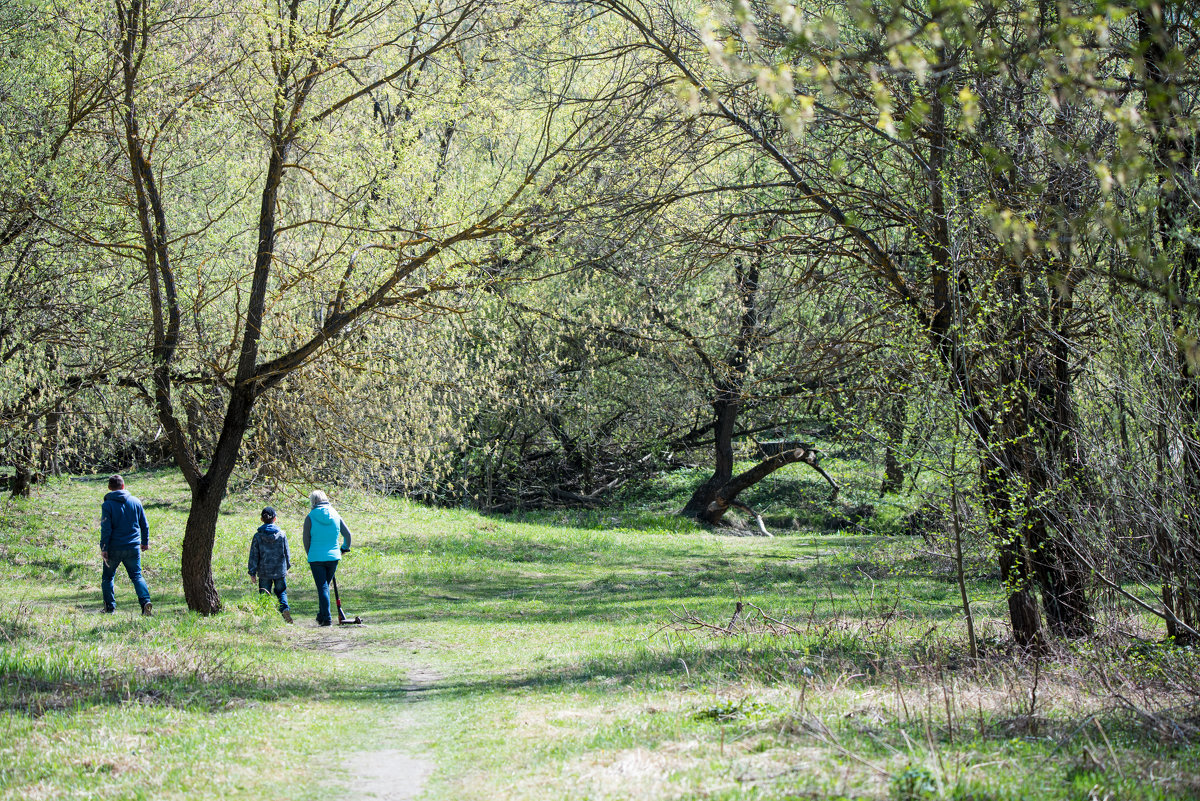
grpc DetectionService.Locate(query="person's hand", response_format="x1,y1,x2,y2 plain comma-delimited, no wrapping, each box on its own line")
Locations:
340,547,349,554
250,573,256,582
101,550,108,565
141,544,148,552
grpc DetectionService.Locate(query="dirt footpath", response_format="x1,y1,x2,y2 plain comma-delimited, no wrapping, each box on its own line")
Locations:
338,662,444,801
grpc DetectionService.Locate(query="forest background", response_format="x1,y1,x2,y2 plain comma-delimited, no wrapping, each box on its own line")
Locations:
2,0,1199,670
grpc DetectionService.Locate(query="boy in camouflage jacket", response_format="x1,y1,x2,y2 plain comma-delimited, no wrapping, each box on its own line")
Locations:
248,507,293,623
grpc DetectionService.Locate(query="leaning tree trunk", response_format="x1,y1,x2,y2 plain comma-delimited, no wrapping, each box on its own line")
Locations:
179,391,255,614
699,445,838,531
682,391,838,530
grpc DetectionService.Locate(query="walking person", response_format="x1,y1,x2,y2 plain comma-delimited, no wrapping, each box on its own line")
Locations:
303,490,351,627
248,506,293,623
100,474,153,616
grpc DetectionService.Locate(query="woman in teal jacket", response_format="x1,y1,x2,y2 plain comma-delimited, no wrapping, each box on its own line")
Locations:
303,490,352,626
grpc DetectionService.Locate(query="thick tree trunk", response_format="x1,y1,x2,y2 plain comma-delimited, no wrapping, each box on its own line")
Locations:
1026,512,1092,637
11,463,33,498
179,389,255,614
981,454,1044,650
181,481,224,613
922,70,1048,646
1007,268,1094,638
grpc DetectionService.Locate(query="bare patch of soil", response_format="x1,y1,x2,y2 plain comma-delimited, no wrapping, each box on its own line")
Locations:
335,662,442,801
340,747,434,801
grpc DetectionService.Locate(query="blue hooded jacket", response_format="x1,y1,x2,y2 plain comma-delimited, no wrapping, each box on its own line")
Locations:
248,523,291,580
303,503,351,562
100,490,149,551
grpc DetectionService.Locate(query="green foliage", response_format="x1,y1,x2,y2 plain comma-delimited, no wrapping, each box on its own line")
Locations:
891,765,940,801
1,0,1198,661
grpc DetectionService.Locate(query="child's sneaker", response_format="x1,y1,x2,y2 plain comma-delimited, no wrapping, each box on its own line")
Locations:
141,602,153,617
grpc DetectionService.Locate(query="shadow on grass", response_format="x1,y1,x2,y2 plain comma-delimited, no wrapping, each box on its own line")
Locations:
329,567,986,628
142,499,184,510
10,556,89,580
368,527,891,571
0,595,327,719
0,645,326,719
329,624,945,708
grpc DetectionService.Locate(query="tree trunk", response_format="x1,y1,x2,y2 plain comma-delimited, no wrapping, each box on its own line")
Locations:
681,394,738,522
181,480,224,613
923,70,1048,647
42,406,61,477
11,422,34,497
880,393,906,495
11,463,33,498
981,454,1044,650
1015,269,1093,637
1026,510,1092,637
1140,4,1200,642
179,387,256,613
682,392,838,527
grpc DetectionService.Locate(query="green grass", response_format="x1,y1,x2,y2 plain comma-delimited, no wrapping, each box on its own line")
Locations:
1,470,1198,800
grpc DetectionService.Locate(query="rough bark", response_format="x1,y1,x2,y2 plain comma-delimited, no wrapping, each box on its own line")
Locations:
181,480,224,612
11,463,33,499
681,394,741,520
925,73,1054,646
879,393,906,495
982,455,1045,650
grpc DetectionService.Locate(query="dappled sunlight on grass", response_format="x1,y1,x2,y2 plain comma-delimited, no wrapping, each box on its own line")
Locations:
2,471,1199,801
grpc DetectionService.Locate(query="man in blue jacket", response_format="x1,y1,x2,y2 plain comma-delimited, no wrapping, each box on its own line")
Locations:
100,474,153,616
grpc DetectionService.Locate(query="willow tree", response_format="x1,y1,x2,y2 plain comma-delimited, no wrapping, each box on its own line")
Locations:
582,0,1150,644
47,0,654,612
454,113,874,522
0,0,139,494
644,0,1200,644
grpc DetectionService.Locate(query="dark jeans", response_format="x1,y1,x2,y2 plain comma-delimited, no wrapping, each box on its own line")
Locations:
309,560,339,624
102,548,151,611
258,576,289,611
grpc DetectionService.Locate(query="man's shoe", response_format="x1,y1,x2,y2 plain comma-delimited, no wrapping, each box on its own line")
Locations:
318,620,332,627
141,602,153,617
281,609,294,624
102,607,115,614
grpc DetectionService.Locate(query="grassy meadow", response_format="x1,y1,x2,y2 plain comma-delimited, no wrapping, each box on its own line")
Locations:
1,467,1198,800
